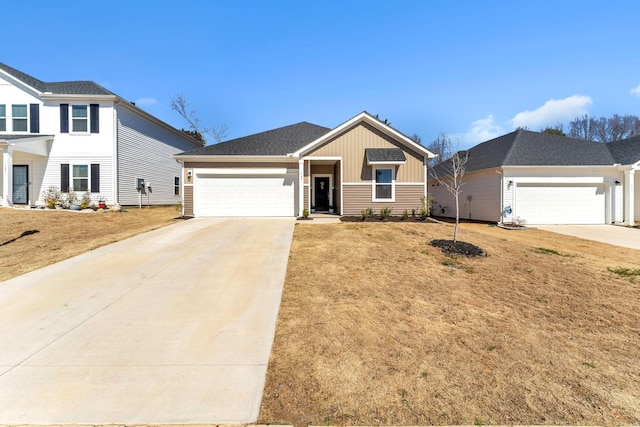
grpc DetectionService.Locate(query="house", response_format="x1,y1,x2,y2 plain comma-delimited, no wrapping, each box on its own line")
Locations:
175,112,436,217
0,62,201,208
428,129,640,225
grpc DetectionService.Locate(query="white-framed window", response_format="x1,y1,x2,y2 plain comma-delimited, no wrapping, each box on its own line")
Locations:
174,176,180,195
12,104,27,132
71,105,88,132
373,166,395,201
0,104,5,131
72,164,89,191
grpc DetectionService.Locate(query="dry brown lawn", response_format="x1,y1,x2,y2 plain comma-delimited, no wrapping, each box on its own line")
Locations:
0,206,181,282
260,221,640,426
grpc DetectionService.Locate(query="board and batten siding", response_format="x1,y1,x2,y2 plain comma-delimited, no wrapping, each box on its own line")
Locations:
116,106,198,205
428,170,502,222
305,122,425,183
342,184,424,216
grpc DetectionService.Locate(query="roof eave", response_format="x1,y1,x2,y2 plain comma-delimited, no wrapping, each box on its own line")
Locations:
41,94,118,101
174,154,299,163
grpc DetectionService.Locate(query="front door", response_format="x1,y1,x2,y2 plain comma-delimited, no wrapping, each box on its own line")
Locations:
12,165,28,204
314,177,330,211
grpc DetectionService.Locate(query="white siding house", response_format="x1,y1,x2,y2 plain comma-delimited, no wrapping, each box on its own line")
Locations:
429,130,639,225
0,62,200,208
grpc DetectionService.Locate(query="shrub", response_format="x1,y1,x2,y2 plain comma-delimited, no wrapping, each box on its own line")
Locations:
402,209,409,220
360,207,374,221
64,188,77,208
41,186,61,209
79,191,92,209
302,208,310,218
380,206,393,220
418,195,435,219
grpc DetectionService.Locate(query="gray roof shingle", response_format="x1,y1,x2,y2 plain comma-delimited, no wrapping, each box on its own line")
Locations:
0,62,115,96
365,148,406,163
179,122,332,156
431,129,638,177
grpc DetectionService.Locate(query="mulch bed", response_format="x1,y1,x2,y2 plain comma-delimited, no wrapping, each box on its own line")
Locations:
340,215,438,223
430,239,487,257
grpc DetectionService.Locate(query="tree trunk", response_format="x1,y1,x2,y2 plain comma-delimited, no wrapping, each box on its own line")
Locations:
454,192,459,242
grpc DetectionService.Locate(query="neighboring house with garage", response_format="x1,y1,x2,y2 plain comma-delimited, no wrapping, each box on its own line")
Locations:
428,129,639,225
0,62,200,208
175,111,436,217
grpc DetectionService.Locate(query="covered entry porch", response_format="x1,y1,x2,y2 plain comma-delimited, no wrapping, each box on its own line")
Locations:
300,157,342,215
1,135,53,207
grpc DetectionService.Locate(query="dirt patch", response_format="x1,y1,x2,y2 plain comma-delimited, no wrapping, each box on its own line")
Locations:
340,215,437,223
0,206,182,282
259,221,640,426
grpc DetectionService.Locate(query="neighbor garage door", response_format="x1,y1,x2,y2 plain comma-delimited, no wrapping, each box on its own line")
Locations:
195,175,295,217
516,183,605,224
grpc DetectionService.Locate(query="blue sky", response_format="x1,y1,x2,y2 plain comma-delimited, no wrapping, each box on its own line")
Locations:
4,1,640,148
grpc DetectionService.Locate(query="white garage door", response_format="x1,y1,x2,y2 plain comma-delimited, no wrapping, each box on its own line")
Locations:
516,183,605,224
196,175,295,217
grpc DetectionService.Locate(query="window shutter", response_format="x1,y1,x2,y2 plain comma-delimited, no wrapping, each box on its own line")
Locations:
30,104,39,133
61,164,69,192
60,104,69,133
90,104,99,133
91,164,100,193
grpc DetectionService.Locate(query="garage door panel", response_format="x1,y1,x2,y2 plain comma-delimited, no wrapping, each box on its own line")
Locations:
516,183,605,224
196,175,295,217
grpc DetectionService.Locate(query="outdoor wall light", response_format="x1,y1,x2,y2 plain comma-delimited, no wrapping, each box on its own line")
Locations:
507,180,514,188
187,170,192,179
615,180,621,186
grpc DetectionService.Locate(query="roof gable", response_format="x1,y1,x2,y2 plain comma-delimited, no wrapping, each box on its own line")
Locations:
178,122,332,156
295,111,435,158
607,136,640,165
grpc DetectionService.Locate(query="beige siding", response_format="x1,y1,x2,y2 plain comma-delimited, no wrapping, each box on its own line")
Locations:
342,184,424,216
428,169,502,222
184,185,194,217
303,186,309,212
305,122,425,183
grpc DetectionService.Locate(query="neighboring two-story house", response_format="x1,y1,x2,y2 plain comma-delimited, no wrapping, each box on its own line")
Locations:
0,62,201,208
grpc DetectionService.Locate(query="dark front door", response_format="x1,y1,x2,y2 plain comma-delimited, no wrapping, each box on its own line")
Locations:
314,177,330,211
12,165,28,204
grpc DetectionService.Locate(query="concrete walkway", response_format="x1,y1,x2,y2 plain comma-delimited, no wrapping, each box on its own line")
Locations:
0,218,295,424
536,224,640,251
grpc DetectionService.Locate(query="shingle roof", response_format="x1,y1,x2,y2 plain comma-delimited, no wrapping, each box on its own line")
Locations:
430,129,640,178
365,148,406,163
607,136,640,165
0,62,115,96
178,122,332,156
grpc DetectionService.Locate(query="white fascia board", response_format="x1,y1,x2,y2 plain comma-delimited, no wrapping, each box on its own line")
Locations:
0,70,43,95
195,168,294,175
502,165,618,170
367,160,406,166
514,177,609,184
174,154,298,163
41,94,118,102
294,111,436,158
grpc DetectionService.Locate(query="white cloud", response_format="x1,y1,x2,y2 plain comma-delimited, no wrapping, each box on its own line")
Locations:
510,95,592,129
450,114,505,149
135,97,158,106
631,85,640,97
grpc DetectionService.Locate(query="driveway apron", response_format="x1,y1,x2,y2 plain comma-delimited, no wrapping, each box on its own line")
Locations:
536,224,640,251
0,217,295,424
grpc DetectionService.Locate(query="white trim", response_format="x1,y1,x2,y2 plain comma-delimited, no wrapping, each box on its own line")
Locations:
294,112,436,158
372,166,395,202
513,177,608,184
298,158,304,216
194,168,296,176
175,154,297,162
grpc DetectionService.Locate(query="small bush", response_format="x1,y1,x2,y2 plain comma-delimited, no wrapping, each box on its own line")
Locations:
41,186,61,209
380,206,393,220
79,191,92,209
401,209,409,220
361,207,374,221
302,208,310,218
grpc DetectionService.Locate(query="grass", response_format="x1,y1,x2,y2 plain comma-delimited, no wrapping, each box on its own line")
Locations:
259,221,640,426
0,206,182,282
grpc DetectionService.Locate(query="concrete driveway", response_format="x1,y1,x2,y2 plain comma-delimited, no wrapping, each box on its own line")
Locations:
536,224,640,250
0,217,295,424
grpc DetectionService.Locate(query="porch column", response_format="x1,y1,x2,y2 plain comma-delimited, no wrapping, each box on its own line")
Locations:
298,158,304,216
624,169,635,226
2,144,13,207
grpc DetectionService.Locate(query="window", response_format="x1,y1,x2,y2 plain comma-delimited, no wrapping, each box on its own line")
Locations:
12,104,27,132
174,176,180,195
72,165,89,191
71,105,88,132
373,167,394,201
0,104,5,131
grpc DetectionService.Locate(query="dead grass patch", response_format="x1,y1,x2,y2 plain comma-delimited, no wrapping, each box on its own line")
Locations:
0,207,182,282
260,221,640,426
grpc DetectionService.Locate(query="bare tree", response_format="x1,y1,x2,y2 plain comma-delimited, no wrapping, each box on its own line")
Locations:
426,134,450,166
171,94,228,146
568,114,640,142
569,114,600,141
430,135,469,242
